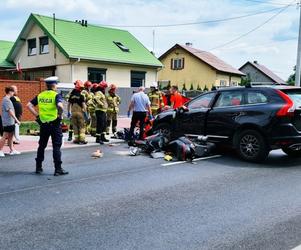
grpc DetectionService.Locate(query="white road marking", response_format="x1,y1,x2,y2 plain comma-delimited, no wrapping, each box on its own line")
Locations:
161,155,222,166
192,155,222,162
161,161,186,167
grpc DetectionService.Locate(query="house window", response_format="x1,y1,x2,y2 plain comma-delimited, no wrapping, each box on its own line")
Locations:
28,38,37,56
131,71,145,87
220,80,227,87
114,41,130,52
171,58,184,70
88,68,107,82
39,36,49,54
231,81,238,86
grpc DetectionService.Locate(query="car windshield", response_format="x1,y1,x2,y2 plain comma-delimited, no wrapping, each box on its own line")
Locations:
281,89,301,108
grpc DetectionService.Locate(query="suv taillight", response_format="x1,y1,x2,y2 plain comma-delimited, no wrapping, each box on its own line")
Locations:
276,89,295,117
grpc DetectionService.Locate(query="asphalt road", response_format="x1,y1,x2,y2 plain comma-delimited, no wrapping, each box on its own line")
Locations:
1,144,301,250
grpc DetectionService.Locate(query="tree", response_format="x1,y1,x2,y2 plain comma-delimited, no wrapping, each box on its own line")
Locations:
182,83,187,91
197,84,202,91
240,73,251,86
203,85,208,92
287,66,296,86
189,83,194,91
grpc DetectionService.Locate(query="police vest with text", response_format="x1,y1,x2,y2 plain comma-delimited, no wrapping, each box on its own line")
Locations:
38,90,58,123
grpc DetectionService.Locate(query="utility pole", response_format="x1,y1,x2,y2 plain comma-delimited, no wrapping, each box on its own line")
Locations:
296,1,301,86
152,29,155,55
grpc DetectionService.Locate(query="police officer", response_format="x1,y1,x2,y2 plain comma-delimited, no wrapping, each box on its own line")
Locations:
68,80,88,144
106,84,121,136
27,76,68,176
94,81,109,144
148,82,164,116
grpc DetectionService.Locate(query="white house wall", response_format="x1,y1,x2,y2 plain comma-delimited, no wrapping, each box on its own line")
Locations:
72,62,157,87
14,23,69,68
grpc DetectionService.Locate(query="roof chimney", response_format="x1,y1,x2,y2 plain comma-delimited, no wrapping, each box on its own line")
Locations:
84,20,88,27
253,60,258,64
185,42,193,47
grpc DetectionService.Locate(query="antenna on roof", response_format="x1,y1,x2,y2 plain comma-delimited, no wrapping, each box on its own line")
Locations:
53,13,56,35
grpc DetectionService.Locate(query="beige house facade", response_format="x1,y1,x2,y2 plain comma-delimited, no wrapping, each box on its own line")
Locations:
158,44,244,90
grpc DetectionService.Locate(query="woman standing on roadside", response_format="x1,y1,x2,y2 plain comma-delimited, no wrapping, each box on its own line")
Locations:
0,87,21,157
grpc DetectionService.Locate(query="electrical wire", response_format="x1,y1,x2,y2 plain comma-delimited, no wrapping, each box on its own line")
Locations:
206,1,294,52
100,6,288,28
242,0,296,6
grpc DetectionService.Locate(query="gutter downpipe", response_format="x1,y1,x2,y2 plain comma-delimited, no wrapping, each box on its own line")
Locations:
71,58,81,83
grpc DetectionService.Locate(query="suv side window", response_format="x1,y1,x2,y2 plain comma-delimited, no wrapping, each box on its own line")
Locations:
214,91,244,108
247,91,268,104
188,92,215,109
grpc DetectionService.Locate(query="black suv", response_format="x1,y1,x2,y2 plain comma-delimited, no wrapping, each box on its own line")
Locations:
153,86,301,162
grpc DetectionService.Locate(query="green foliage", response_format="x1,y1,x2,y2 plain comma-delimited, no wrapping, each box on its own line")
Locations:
240,74,251,86
182,83,187,91
203,85,208,92
287,66,296,86
189,83,194,90
197,84,202,91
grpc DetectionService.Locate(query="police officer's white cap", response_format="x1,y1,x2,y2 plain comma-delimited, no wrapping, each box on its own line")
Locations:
150,82,158,88
44,76,59,85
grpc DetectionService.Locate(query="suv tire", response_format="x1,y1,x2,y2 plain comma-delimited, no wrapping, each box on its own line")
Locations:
234,129,269,162
282,147,301,157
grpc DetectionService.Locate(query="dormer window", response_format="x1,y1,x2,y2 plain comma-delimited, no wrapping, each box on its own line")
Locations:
28,38,37,56
114,41,129,52
40,36,49,54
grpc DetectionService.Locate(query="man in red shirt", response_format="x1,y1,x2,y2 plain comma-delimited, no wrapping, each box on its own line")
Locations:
170,85,183,109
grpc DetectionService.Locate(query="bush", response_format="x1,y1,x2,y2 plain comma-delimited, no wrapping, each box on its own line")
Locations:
203,85,208,92
189,83,194,90
197,84,202,91
182,83,187,91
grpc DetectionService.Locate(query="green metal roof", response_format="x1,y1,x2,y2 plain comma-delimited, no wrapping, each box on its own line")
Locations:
0,40,15,68
8,14,162,68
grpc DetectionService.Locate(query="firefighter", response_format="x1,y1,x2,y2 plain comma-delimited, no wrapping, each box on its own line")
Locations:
26,76,68,176
81,81,93,134
65,86,74,141
106,84,121,136
148,82,164,116
67,80,88,144
87,83,98,136
94,81,109,144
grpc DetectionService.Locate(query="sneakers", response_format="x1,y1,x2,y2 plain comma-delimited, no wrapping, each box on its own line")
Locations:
54,168,69,176
0,151,5,157
8,150,21,156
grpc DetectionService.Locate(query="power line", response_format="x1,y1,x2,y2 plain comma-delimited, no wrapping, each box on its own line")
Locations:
243,0,296,6
100,6,288,28
207,1,294,52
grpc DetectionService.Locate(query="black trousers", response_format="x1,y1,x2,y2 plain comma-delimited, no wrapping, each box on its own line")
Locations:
36,119,62,167
96,110,107,136
130,111,147,140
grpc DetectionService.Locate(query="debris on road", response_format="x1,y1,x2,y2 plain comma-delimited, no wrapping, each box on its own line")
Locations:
91,149,103,159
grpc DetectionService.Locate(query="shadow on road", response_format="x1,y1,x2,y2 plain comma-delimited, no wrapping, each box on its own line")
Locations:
214,149,301,169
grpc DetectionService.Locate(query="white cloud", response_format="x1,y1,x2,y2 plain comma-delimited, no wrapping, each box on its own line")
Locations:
0,0,299,79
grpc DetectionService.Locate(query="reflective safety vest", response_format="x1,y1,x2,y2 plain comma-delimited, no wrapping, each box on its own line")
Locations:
106,94,121,113
148,91,164,110
94,91,108,112
38,90,58,123
87,93,96,113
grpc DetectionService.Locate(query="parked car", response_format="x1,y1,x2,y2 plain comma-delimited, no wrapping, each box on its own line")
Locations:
152,85,301,162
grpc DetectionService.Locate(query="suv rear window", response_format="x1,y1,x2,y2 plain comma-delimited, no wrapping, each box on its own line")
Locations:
247,91,268,104
281,89,301,108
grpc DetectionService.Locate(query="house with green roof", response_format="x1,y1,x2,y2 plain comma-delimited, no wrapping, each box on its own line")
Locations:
0,40,15,79
5,13,162,87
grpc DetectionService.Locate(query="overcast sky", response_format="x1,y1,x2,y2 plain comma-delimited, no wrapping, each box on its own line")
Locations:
0,0,299,80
